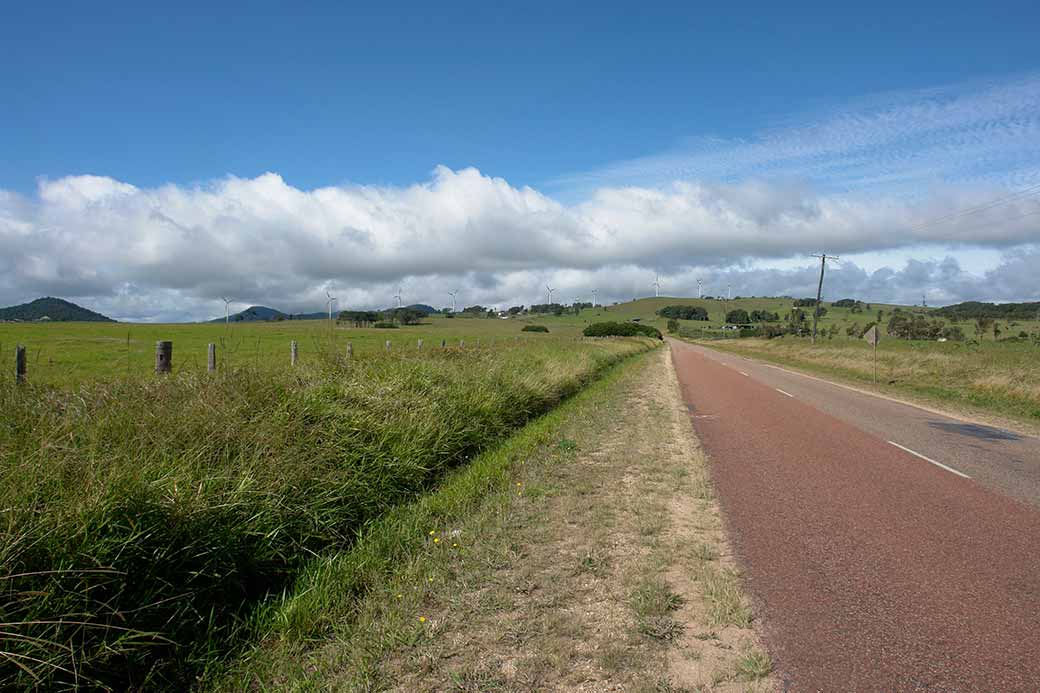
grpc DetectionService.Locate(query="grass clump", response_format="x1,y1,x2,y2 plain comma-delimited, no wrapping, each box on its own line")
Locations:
734,647,772,680
700,565,753,628
0,338,653,690
521,325,549,333
631,577,684,641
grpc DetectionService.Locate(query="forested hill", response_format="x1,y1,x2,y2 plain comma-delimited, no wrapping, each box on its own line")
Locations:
0,297,115,322
936,301,1040,320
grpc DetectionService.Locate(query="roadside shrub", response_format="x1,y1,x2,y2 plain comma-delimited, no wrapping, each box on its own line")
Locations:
666,318,680,333
583,321,662,340
521,324,549,333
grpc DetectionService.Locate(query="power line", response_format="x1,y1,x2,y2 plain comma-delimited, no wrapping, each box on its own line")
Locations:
908,182,1040,233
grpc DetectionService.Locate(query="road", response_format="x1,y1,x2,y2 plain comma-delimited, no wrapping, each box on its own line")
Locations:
668,338,1040,691
688,341,1040,509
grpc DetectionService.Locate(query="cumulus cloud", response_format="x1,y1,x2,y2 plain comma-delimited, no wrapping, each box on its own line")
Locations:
1,165,1039,321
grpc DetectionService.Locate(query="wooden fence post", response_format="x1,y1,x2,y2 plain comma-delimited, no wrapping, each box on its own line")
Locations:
291,340,298,366
459,339,465,348
155,341,172,374
15,345,26,384
441,339,446,348
417,338,423,350
347,342,353,359
385,340,391,352
207,343,217,373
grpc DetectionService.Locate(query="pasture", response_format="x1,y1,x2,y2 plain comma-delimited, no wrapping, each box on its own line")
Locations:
0,315,583,386
0,319,654,689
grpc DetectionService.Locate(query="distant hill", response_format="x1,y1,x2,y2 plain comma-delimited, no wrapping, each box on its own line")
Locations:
210,306,332,323
0,297,115,322
936,301,1040,321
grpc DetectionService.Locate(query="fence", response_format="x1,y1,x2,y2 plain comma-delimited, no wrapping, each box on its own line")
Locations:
7,334,540,385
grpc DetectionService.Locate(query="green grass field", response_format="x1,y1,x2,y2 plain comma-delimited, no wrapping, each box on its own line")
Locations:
0,327,654,689
0,315,586,386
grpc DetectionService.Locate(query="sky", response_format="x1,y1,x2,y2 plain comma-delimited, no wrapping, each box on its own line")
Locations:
2,1,1039,321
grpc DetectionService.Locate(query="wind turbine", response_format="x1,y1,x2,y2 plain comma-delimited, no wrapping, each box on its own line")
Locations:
696,279,703,299
546,285,555,305
591,289,598,307
448,290,458,313
221,297,233,326
653,275,661,298
326,289,337,325
728,284,732,301
394,287,403,309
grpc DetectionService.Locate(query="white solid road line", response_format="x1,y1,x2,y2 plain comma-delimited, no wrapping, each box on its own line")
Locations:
776,388,795,398
888,441,972,479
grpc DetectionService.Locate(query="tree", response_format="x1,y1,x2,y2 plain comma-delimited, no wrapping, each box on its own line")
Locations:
667,318,680,333
657,305,709,320
749,310,779,322
725,309,750,324
975,317,993,339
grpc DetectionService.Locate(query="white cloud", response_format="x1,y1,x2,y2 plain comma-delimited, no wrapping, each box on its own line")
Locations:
1,165,1039,321
552,73,1040,196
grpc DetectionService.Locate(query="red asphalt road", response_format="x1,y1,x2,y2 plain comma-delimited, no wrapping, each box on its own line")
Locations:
669,339,1040,692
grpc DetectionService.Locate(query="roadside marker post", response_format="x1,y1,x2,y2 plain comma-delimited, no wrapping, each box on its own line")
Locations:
385,340,391,352
15,345,26,384
207,343,217,373
863,326,880,384
291,340,298,366
347,342,353,359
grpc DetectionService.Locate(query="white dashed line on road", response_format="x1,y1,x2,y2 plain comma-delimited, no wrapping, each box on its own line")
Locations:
888,441,971,479
776,389,795,398
739,371,749,376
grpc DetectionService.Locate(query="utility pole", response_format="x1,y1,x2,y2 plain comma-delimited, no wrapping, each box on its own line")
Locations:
810,253,838,344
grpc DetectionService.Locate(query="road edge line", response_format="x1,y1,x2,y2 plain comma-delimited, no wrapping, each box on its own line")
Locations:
887,441,972,479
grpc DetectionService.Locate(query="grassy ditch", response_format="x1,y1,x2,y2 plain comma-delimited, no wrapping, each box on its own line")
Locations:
0,338,653,690
698,336,1040,426
219,347,772,690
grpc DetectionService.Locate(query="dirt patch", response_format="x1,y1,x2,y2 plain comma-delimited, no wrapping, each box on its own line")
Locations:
330,348,774,691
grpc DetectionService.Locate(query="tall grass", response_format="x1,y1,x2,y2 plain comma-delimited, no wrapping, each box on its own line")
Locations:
0,339,651,689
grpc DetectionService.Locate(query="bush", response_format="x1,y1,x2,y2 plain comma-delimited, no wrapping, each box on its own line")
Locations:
666,318,680,333
657,305,709,321
583,321,663,339
373,321,399,328
521,324,549,333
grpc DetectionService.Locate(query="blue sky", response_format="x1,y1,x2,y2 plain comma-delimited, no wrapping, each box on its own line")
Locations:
2,1,1039,319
